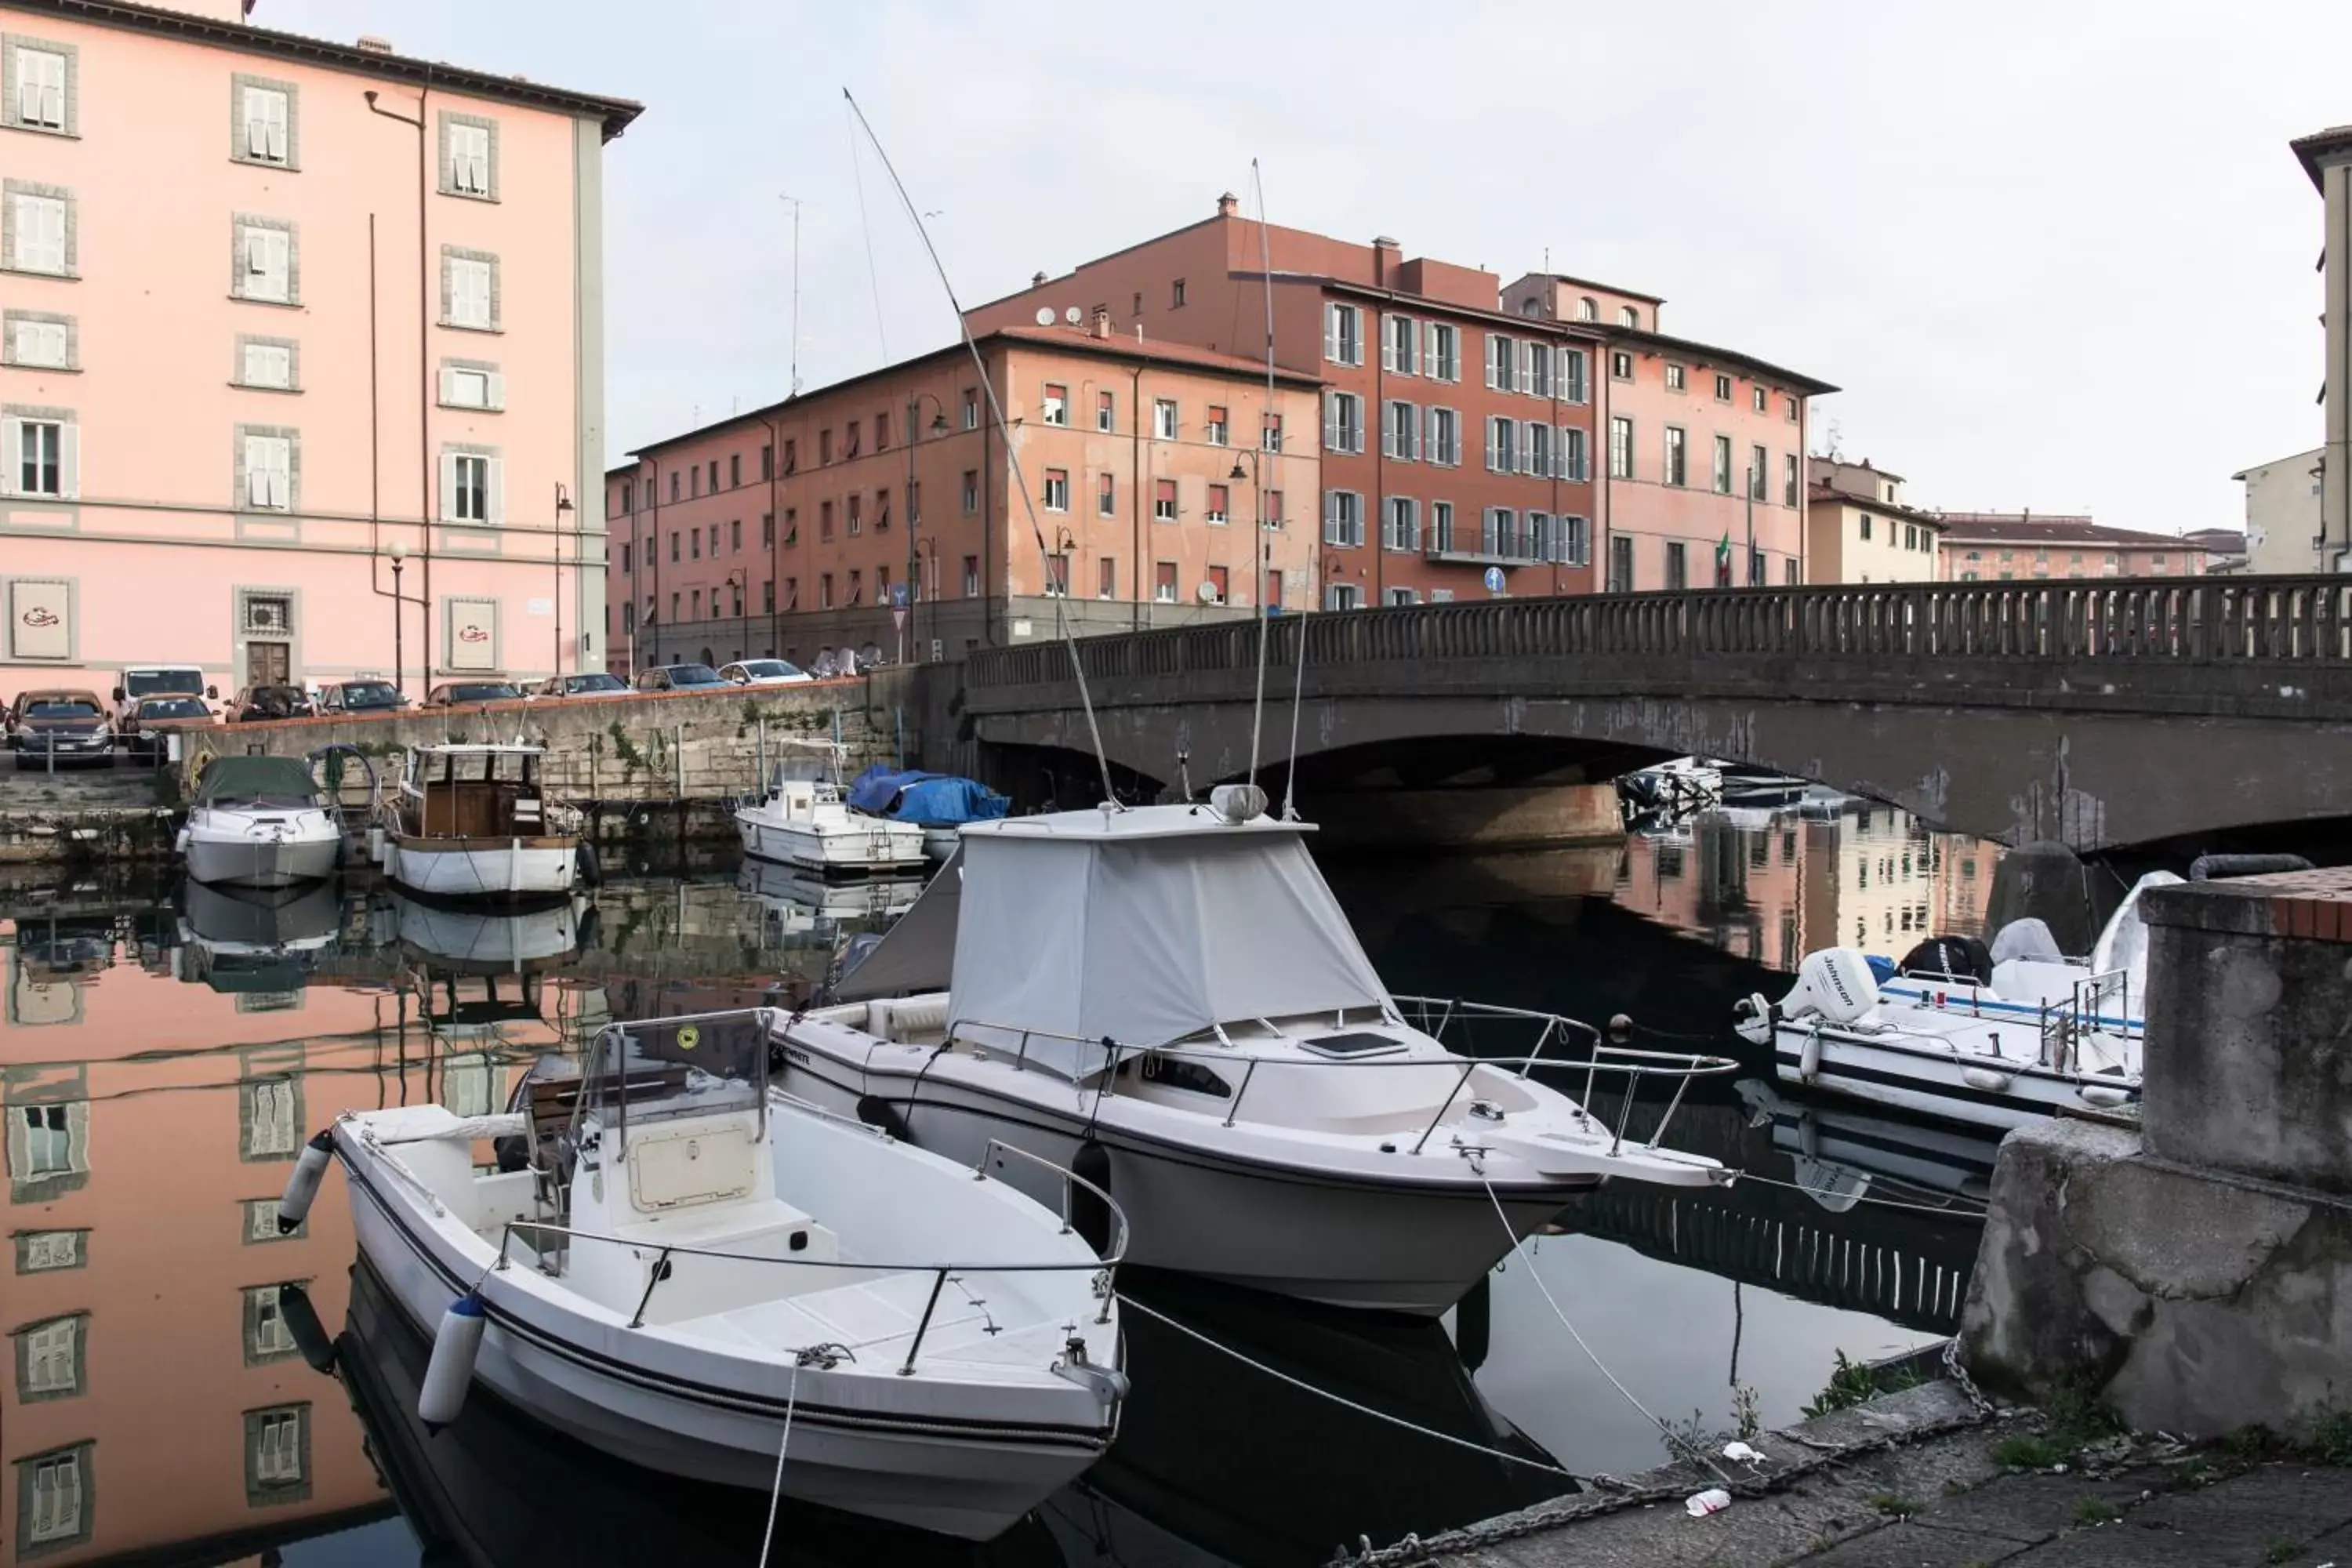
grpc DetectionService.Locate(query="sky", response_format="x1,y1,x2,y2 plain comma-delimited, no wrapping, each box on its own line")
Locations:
264,0,2352,538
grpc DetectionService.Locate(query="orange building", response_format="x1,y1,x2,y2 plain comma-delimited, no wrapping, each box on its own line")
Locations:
604,321,1322,673
1936,514,2212,581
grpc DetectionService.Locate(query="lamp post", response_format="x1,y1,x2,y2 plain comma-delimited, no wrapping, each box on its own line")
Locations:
553,483,575,678
388,539,408,699
905,393,949,661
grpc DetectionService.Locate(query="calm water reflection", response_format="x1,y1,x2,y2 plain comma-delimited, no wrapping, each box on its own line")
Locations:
0,800,1997,1566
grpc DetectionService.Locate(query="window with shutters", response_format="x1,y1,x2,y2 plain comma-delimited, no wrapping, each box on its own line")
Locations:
441,113,497,200
246,1404,311,1505
1485,332,1515,391
240,430,294,510
5,311,70,370
1384,400,1418,461
1261,412,1283,452
8,183,71,276
1427,500,1455,553
6,413,70,497
1263,489,1283,529
1426,406,1460,466
1485,416,1515,474
1153,479,1178,522
1382,314,1417,375
1750,444,1769,500
1153,399,1178,440
1608,416,1632,480
1382,495,1417,553
14,1313,83,1400
1712,434,1733,495
1205,484,1229,524
1205,405,1229,445
1154,561,1178,602
1558,426,1588,482
442,249,497,332
1559,348,1588,405
236,337,296,391
7,39,69,133
1042,468,1069,512
1204,564,1228,604
438,359,501,410
1095,390,1115,432
445,451,495,524
1784,452,1799,507
1322,489,1363,547
1323,392,1361,455
1526,345,1553,399
1325,582,1362,611
1040,383,1068,426
1425,321,1460,383
235,218,294,303
1526,422,1551,477
234,78,295,168
1527,511,1553,564
1664,427,1687,487
1097,472,1115,517
1560,514,1592,566
1482,506,1518,559
19,1444,91,1553
1323,303,1362,366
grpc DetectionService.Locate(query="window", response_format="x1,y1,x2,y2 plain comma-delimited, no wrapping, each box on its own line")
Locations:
1263,489,1283,528
16,1312,83,1399
1559,514,1591,566
960,390,978,430
1608,532,1633,592
1261,412,1283,452
1040,383,1068,426
1750,547,1766,586
1526,421,1551,478
1154,561,1178,603
442,114,496,198
761,512,775,547
9,40,68,132
20,1445,89,1552
1665,539,1688,590
1385,399,1419,460
846,493,862,535
762,579,774,612
819,572,833,608
960,470,978,514
1171,277,1187,308
1482,506,1518,558
1044,554,1069,597
1788,394,1800,422
1154,478,1178,521
1205,405,1229,445
6,311,69,370
670,530,680,561
873,412,889,451
1748,444,1767,500
1711,434,1732,495
1153,399,1178,440
1715,372,1733,402
246,1404,310,1506
1426,406,1460,466
235,78,292,165
1429,500,1455,553
690,588,702,616
236,218,293,303
438,362,498,409
729,453,742,487
241,430,293,510
1610,350,1633,380
1621,305,1641,328
1559,347,1588,405
783,437,797,472
16,1230,82,1272
1323,391,1362,454
1266,568,1285,608
444,450,496,524
730,517,742,551
1383,314,1418,375
244,1283,299,1363
9,414,71,497
1664,426,1686,487
1860,514,1872,541
670,591,679,619
1559,425,1588,482
1425,321,1460,382
1526,343,1553,399
845,420,862,458
1577,296,1597,321
1206,483,1229,524
962,555,978,597
1385,586,1417,606
1096,390,1114,432
1041,467,1068,511
689,466,700,498
1527,510,1552,562
1784,452,1798,506
1486,332,1518,392
1907,524,1921,551
761,443,775,479
1324,302,1362,365
1098,556,1116,598
1485,416,1515,474
1205,564,1229,603
1382,495,1418,552
1608,416,1632,480
1754,386,1769,414
1326,582,1362,611
1097,471,1116,516
442,249,496,331
1664,363,1686,393
1323,489,1363,547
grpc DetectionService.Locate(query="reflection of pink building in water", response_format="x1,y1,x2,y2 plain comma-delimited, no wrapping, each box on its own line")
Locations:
0,0,637,708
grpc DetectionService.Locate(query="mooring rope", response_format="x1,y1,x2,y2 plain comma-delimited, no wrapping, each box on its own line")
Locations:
753,1363,800,1568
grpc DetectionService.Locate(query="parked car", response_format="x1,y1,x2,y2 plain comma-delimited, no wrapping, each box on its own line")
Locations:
317,680,408,715
228,684,316,722
120,695,217,763
7,690,114,768
532,671,630,699
633,663,728,693
111,665,214,728
423,681,524,707
718,659,814,688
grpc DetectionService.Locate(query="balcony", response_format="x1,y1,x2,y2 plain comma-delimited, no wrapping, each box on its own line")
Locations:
1425,531,1544,568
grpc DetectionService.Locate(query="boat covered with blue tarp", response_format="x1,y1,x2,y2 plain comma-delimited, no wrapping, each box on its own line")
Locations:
848,767,1011,858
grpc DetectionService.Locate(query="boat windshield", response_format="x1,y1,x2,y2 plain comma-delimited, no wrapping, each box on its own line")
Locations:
583,1010,772,1138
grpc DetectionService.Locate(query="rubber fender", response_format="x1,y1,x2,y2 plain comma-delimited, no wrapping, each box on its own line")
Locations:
277,1131,333,1233
419,1294,486,1432
1070,1140,1113,1256
276,1283,338,1374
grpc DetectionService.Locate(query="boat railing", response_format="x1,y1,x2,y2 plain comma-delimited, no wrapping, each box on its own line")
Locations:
943,1003,1737,1160
2038,968,2133,1073
492,1135,1124,1376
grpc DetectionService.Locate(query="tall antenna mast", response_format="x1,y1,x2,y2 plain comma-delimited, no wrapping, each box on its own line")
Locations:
779,194,805,397
841,89,1119,808
1246,160,1277,791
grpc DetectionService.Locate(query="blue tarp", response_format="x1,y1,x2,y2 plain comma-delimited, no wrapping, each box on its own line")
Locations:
847,765,1011,827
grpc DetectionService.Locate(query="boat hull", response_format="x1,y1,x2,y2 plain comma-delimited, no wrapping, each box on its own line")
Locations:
736,813,927,877
183,830,339,888
385,836,579,902
1770,1026,2138,1131
775,1054,1577,1316
341,1152,1111,1541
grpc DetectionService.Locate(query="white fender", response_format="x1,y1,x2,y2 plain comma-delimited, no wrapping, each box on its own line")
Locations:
419,1294,487,1430
276,1131,334,1233
1798,1028,1823,1083
1961,1065,2014,1093
2078,1082,2132,1109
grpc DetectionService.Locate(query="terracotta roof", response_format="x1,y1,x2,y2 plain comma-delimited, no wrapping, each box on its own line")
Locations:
1934,515,2202,550
1541,273,1666,306
2180,527,2248,554
1807,483,1945,525
2292,124,2352,191
1603,325,1839,397
20,0,643,137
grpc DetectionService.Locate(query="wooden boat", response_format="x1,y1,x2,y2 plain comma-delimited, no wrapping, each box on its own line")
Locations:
379,744,586,904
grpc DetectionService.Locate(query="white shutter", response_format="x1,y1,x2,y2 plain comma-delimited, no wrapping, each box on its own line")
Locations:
1410,406,1422,460
1323,304,1340,362
1515,341,1532,394
1380,315,1396,372
1483,416,1495,470
485,370,505,411
1426,322,1441,381
0,416,19,496
1322,490,1337,546
438,451,460,521
56,421,77,499
265,93,289,162
437,366,459,405
20,195,64,273
1483,335,1497,390
486,456,505,524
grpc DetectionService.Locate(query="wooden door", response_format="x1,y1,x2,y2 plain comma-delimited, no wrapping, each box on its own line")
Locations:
247,641,289,685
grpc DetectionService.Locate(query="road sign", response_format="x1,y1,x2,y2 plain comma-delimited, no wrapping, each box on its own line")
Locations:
1483,566,1505,595
890,582,909,608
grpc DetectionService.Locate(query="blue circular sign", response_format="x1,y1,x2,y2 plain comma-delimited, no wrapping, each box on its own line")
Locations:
1483,566,1505,594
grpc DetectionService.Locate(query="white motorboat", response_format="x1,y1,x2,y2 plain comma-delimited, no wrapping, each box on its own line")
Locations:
1733,872,2176,1130
291,1008,1127,1541
774,786,1736,1317
1735,1079,2001,1214
737,858,924,942
379,744,587,904
383,889,588,975
736,742,927,877
176,755,342,887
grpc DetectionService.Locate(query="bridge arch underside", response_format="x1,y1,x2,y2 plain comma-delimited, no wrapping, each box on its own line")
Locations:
973,695,2352,851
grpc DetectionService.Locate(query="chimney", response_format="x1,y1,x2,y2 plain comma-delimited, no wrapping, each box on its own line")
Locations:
1091,306,1112,340
355,34,394,53
1031,270,1048,289
1216,191,1239,218
1372,235,1401,288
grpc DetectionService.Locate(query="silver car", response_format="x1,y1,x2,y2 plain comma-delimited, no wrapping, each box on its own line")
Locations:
718,659,815,687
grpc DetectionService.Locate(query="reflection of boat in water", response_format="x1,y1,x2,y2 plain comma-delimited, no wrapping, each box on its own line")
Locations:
330,1256,1064,1568
176,877,343,995
1737,1078,1998,1213
735,858,924,940
1042,1269,1567,1566
382,888,589,975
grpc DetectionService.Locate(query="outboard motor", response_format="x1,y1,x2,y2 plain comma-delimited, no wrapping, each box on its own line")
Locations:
1733,948,1881,1047
1896,935,1992,985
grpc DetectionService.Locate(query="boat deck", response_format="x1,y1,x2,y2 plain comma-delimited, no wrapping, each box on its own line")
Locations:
671,1271,1077,1373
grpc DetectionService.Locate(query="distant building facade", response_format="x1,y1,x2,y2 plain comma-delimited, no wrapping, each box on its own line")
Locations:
2179,526,2248,574
1935,514,2209,581
604,322,1322,672
2292,125,2352,570
1804,458,1942,583
2231,447,2325,574
0,0,637,710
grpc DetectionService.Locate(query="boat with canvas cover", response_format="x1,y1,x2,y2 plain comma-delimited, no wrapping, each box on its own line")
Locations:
845,764,1011,862
775,785,1736,1317
290,1007,1127,1540
176,755,341,887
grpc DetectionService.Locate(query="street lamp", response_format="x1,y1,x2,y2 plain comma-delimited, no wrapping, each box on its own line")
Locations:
388,539,408,698
553,484,575,677
905,393,950,661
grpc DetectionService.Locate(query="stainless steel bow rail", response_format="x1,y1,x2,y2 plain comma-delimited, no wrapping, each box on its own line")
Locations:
940,1000,1738,1158
489,1137,1127,1377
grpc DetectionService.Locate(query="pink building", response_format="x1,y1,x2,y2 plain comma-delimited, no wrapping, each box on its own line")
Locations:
0,0,637,706
1934,514,2212,581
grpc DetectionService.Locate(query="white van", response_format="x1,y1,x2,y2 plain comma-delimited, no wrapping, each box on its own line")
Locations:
111,666,215,729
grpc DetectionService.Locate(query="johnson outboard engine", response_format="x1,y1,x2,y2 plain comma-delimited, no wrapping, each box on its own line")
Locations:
1733,948,1881,1047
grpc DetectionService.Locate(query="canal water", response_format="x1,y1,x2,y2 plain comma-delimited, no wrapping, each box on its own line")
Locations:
2,800,2001,1567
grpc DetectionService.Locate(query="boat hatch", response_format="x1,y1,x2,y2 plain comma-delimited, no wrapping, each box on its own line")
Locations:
1301,1030,1407,1059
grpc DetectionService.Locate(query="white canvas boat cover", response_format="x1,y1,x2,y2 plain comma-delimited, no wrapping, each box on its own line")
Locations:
2089,869,2180,1006
831,849,965,1001
942,806,1393,1078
